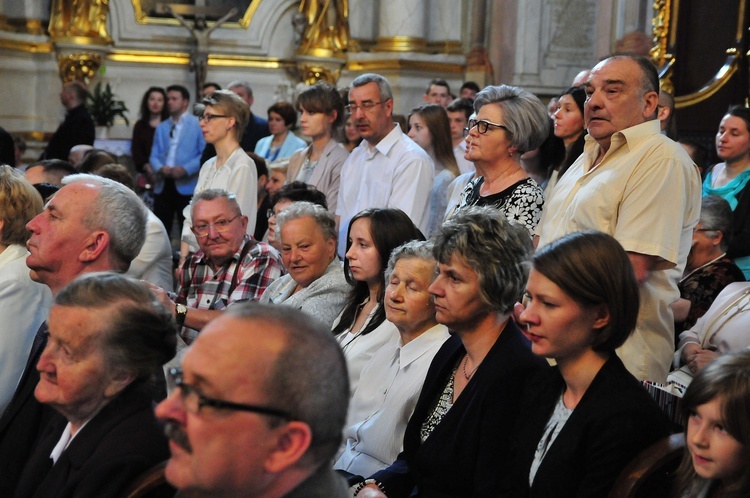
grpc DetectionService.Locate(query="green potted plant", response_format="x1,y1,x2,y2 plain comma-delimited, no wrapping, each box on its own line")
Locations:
87,82,129,138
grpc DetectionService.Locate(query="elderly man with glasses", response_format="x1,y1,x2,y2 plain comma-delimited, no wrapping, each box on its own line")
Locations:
151,188,284,345
335,73,434,255
155,303,351,498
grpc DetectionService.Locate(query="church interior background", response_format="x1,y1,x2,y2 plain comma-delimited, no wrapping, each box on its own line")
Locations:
0,0,747,159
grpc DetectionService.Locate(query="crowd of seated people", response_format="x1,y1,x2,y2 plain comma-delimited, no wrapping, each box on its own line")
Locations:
3,53,750,497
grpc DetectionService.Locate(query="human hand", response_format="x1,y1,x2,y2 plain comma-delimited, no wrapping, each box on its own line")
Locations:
160,165,173,178
689,349,719,373
681,343,701,365
172,166,188,179
145,282,176,317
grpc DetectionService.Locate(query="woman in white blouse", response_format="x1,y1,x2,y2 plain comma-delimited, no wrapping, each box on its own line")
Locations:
332,208,424,394
335,240,449,476
676,281,750,377
0,166,52,414
180,90,258,260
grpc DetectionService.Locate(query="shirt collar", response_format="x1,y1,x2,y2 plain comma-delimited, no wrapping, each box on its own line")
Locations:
397,324,449,369
366,123,402,157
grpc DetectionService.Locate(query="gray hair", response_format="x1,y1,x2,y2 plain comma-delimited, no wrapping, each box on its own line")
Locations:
191,188,242,217
473,84,550,154
227,80,253,98
434,206,532,314
55,272,177,385
62,174,147,272
385,240,436,284
350,73,393,102
227,303,349,467
275,201,337,243
700,195,734,252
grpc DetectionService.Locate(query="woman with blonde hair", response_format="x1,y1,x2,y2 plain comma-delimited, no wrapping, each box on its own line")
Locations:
180,90,258,260
0,165,52,414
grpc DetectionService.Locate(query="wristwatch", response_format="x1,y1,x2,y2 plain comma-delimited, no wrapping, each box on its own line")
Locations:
175,304,188,327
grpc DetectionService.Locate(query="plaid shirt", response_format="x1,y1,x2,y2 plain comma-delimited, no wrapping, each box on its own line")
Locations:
176,236,285,342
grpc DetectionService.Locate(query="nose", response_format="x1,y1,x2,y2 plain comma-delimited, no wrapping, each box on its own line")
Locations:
289,247,301,262
519,302,538,327
26,213,42,233
36,342,54,373
155,390,186,422
690,419,709,448
345,245,356,260
206,224,221,239
427,276,443,298
586,90,602,110
389,283,404,302
351,105,367,120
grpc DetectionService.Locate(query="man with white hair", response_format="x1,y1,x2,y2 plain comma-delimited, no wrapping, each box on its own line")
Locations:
0,174,149,495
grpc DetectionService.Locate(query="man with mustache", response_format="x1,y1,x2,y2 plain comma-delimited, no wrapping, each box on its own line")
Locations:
156,303,351,497
0,174,149,495
534,54,702,383
336,73,434,255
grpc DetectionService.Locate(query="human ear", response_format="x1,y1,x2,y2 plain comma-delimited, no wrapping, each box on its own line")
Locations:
264,421,312,473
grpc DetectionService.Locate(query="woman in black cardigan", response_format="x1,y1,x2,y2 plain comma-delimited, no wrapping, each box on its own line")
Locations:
355,206,547,498
508,231,672,497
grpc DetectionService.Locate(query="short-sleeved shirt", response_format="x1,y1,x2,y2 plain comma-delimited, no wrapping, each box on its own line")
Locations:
176,236,284,342
536,120,702,382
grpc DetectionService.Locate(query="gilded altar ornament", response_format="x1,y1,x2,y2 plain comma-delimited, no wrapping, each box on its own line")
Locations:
49,0,111,42
295,0,350,58
57,52,103,84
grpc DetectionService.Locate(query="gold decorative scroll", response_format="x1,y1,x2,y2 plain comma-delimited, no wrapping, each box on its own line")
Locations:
296,0,350,58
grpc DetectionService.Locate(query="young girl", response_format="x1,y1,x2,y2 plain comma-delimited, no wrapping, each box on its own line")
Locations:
407,104,460,236
676,349,750,497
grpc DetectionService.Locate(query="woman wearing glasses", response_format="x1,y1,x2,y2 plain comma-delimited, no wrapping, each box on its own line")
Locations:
447,85,549,236
179,90,258,262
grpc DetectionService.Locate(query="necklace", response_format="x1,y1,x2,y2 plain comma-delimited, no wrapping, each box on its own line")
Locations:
462,354,479,380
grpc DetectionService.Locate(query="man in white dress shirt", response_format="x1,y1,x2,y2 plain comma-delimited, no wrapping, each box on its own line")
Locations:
336,74,434,255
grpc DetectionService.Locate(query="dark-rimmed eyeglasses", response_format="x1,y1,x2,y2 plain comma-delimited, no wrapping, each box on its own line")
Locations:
345,101,384,113
166,368,293,419
199,113,229,123
463,119,509,138
191,214,240,237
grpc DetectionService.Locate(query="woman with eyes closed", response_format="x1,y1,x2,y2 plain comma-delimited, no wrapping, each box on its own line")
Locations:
260,201,349,329
546,86,586,196
332,208,424,395
703,105,750,278
448,84,549,236
508,231,671,497
180,90,258,262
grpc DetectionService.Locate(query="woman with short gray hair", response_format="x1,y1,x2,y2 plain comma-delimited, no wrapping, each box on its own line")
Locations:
447,84,549,236
260,201,349,328
357,206,547,498
674,195,745,334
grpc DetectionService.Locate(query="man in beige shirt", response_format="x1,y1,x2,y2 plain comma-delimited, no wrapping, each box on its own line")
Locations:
535,54,702,382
